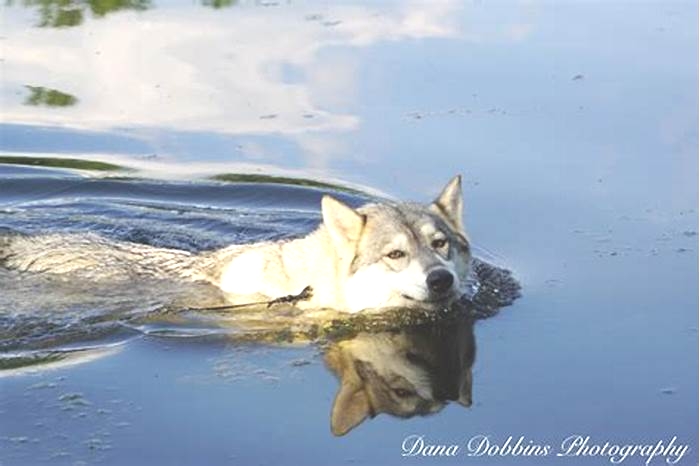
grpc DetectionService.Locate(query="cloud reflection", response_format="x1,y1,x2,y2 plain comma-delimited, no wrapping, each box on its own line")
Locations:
1,1,460,136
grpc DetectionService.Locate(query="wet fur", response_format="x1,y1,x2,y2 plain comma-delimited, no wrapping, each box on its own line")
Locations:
0,176,471,313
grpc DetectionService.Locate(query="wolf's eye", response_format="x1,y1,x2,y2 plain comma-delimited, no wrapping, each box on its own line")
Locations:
386,250,406,260
393,388,413,398
431,238,447,249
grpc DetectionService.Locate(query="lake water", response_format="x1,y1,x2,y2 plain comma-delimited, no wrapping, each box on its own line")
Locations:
0,1,697,465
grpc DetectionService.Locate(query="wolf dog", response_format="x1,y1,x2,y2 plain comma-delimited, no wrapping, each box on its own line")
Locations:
325,315,475,435
0,176,471,313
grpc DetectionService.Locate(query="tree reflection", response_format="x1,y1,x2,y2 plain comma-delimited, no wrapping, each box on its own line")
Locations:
24,86,78,107
7,0,151,28
9,0,242,28
201,0,237,9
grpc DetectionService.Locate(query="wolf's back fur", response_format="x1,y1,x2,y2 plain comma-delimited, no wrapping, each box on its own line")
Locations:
1,232,199,280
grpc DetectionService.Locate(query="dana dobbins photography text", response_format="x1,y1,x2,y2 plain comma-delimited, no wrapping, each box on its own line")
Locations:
401,434,690,465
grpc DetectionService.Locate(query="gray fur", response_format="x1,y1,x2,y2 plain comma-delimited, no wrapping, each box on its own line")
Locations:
0,176,471,313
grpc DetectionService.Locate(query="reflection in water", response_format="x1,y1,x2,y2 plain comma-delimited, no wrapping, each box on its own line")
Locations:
1,0,460,138
8,0,150,27
201,0,237,9
0,155,122,170
325,313,474,436
24,86,78,107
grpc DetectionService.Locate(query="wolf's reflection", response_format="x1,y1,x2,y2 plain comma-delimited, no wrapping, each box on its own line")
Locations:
324,315,475,436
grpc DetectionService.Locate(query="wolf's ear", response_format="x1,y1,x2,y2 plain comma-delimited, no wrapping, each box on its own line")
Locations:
457,368,473,408
330,380,371,436
430,175,464,232
322,196,365,248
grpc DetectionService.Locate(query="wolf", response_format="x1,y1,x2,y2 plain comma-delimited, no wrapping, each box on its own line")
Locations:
324,315,475,436
0,175,471,314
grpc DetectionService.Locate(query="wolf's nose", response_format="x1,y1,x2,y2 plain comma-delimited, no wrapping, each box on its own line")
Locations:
427,269,454,295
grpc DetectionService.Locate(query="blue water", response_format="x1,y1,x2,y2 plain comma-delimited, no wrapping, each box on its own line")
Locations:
0,0,697,465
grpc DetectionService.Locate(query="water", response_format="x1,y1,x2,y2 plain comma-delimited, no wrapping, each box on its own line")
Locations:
0,0,697,465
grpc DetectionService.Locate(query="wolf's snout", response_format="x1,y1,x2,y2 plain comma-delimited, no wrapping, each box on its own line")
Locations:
426,269,454,295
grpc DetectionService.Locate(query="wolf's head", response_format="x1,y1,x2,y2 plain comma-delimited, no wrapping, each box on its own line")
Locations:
322,176,471,313
325,316,475,436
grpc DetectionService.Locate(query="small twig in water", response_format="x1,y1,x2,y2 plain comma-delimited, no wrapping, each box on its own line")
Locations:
177,286,314,313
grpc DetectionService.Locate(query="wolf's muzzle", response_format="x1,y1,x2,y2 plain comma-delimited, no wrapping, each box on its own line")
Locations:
426,269,454,295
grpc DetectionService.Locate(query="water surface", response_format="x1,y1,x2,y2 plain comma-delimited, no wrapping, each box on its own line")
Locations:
0,0,697,465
